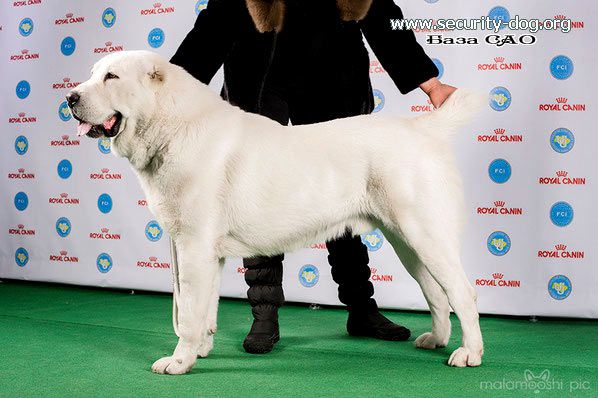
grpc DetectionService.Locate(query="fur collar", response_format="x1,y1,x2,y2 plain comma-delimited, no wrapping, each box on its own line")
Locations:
245,0,373,33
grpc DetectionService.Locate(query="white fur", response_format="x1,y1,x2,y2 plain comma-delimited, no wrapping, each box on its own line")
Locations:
71,50,484,374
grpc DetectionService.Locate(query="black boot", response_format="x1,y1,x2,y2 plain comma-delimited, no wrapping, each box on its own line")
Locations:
327,232,411,341
242,254,284,354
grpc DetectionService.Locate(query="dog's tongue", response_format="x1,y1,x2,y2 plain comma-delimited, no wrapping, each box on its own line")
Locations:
77,122,92,136
103,115,117,130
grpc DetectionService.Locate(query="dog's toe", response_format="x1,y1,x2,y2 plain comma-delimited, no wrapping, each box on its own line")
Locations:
447,347,482,367
414,332,448,349
151,355,194,375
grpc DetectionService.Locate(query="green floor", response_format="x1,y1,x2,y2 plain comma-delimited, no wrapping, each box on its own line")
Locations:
0,281,596,397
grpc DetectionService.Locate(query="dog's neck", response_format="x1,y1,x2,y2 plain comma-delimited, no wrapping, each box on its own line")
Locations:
113,64,231,174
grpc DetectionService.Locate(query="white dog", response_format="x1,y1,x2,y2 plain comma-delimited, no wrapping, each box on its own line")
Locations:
67,50,484,374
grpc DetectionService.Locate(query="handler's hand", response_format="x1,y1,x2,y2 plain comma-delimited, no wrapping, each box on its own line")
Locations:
419,77,457,109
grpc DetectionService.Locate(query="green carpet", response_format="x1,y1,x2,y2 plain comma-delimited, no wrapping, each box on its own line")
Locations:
0,281,595,397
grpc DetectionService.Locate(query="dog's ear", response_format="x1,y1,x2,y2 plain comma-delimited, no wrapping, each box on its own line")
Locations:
148,65,164,82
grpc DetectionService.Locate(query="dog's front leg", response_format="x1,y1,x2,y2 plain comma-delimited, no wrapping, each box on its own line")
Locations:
152,235,220,375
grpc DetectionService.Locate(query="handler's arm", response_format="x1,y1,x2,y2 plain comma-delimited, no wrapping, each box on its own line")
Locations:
360,0,439,94
170,0,239,85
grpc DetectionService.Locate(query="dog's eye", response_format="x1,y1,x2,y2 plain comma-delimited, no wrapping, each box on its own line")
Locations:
104,72,119,81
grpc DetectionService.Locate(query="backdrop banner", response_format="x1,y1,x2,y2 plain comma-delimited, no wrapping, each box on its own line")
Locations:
1,0,596,318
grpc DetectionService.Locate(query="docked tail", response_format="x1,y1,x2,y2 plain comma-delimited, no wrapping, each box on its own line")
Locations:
417,89,485,137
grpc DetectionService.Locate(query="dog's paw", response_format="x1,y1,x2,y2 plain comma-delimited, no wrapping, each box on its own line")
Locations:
197,334,214,358
414,332,448,349
151,355,196,375
447,347,482,367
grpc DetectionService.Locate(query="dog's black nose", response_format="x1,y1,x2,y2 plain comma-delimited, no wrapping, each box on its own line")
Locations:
66,92,80,107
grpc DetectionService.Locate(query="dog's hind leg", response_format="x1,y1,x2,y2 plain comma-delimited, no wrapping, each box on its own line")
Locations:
383,211,483,367
383,231,451,349
152,235,221,375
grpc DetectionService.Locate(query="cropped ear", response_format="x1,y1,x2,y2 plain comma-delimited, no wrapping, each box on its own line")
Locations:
148,65,165,82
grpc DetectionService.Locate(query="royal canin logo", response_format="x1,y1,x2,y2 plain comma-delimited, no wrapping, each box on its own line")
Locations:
137,199,148,206
8,224,36,236
552,14,584,29
89,227,121,240
477,200,523,216
539,97,586,112
410,100,434,113
370,267,393,282
50,135,80,147
8,112,37,124
236,266,247,274
478,56,523,71
49,250,79,263
370,60,386,74
90,168,122,180
10,49,40,62
13,0,42,7
140,2,175,15
54,12,85,25
538,244,585,259
52,77,81,90
538,171,586,186
475,273,521,288
310,242,327,249
49,192,80,205
8,167,35,180
477,128,523,143
94,41,124,54
137,255,171,269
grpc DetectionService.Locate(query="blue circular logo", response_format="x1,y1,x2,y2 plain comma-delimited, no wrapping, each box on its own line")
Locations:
424,0,439,3
489,86,511,111
487,231,511,256
58,101,72,121
60,36,76,56
56,217,72,237
14,192,29,211
15,247,29,267
550,128,575,154
550,201,573,227
97,253,113,273
361,229,385,251
18,18,34,36
372,89,385,113
15,135,29,155
97,193,113,214
57,159,73,179
98,137,112,154
148,28,165,48
102,8,117,28
299,264,319,288
145,220,163,242
488,6,510,30
550,55,574,80
195,0,209,14
432,58,444,80
548,275,572,300
488,158,511,184
16,80,31,99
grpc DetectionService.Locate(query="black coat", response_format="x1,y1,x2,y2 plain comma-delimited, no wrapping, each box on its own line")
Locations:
170,0,438,123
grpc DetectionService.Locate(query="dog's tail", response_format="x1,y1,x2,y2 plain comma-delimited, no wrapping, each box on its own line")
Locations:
416,89,485,138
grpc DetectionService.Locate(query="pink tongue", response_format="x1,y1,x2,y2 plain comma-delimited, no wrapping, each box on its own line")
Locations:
77,122,92,136
103,115,117,130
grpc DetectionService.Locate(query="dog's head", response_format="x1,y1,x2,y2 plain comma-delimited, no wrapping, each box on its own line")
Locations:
67,50,167,140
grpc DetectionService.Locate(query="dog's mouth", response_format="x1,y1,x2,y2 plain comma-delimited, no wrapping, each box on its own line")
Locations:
75,112,123,139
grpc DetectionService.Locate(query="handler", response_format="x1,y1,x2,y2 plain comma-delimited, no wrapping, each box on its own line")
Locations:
171,0,456,354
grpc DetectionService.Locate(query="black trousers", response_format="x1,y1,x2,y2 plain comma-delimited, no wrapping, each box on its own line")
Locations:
243,86,375,322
